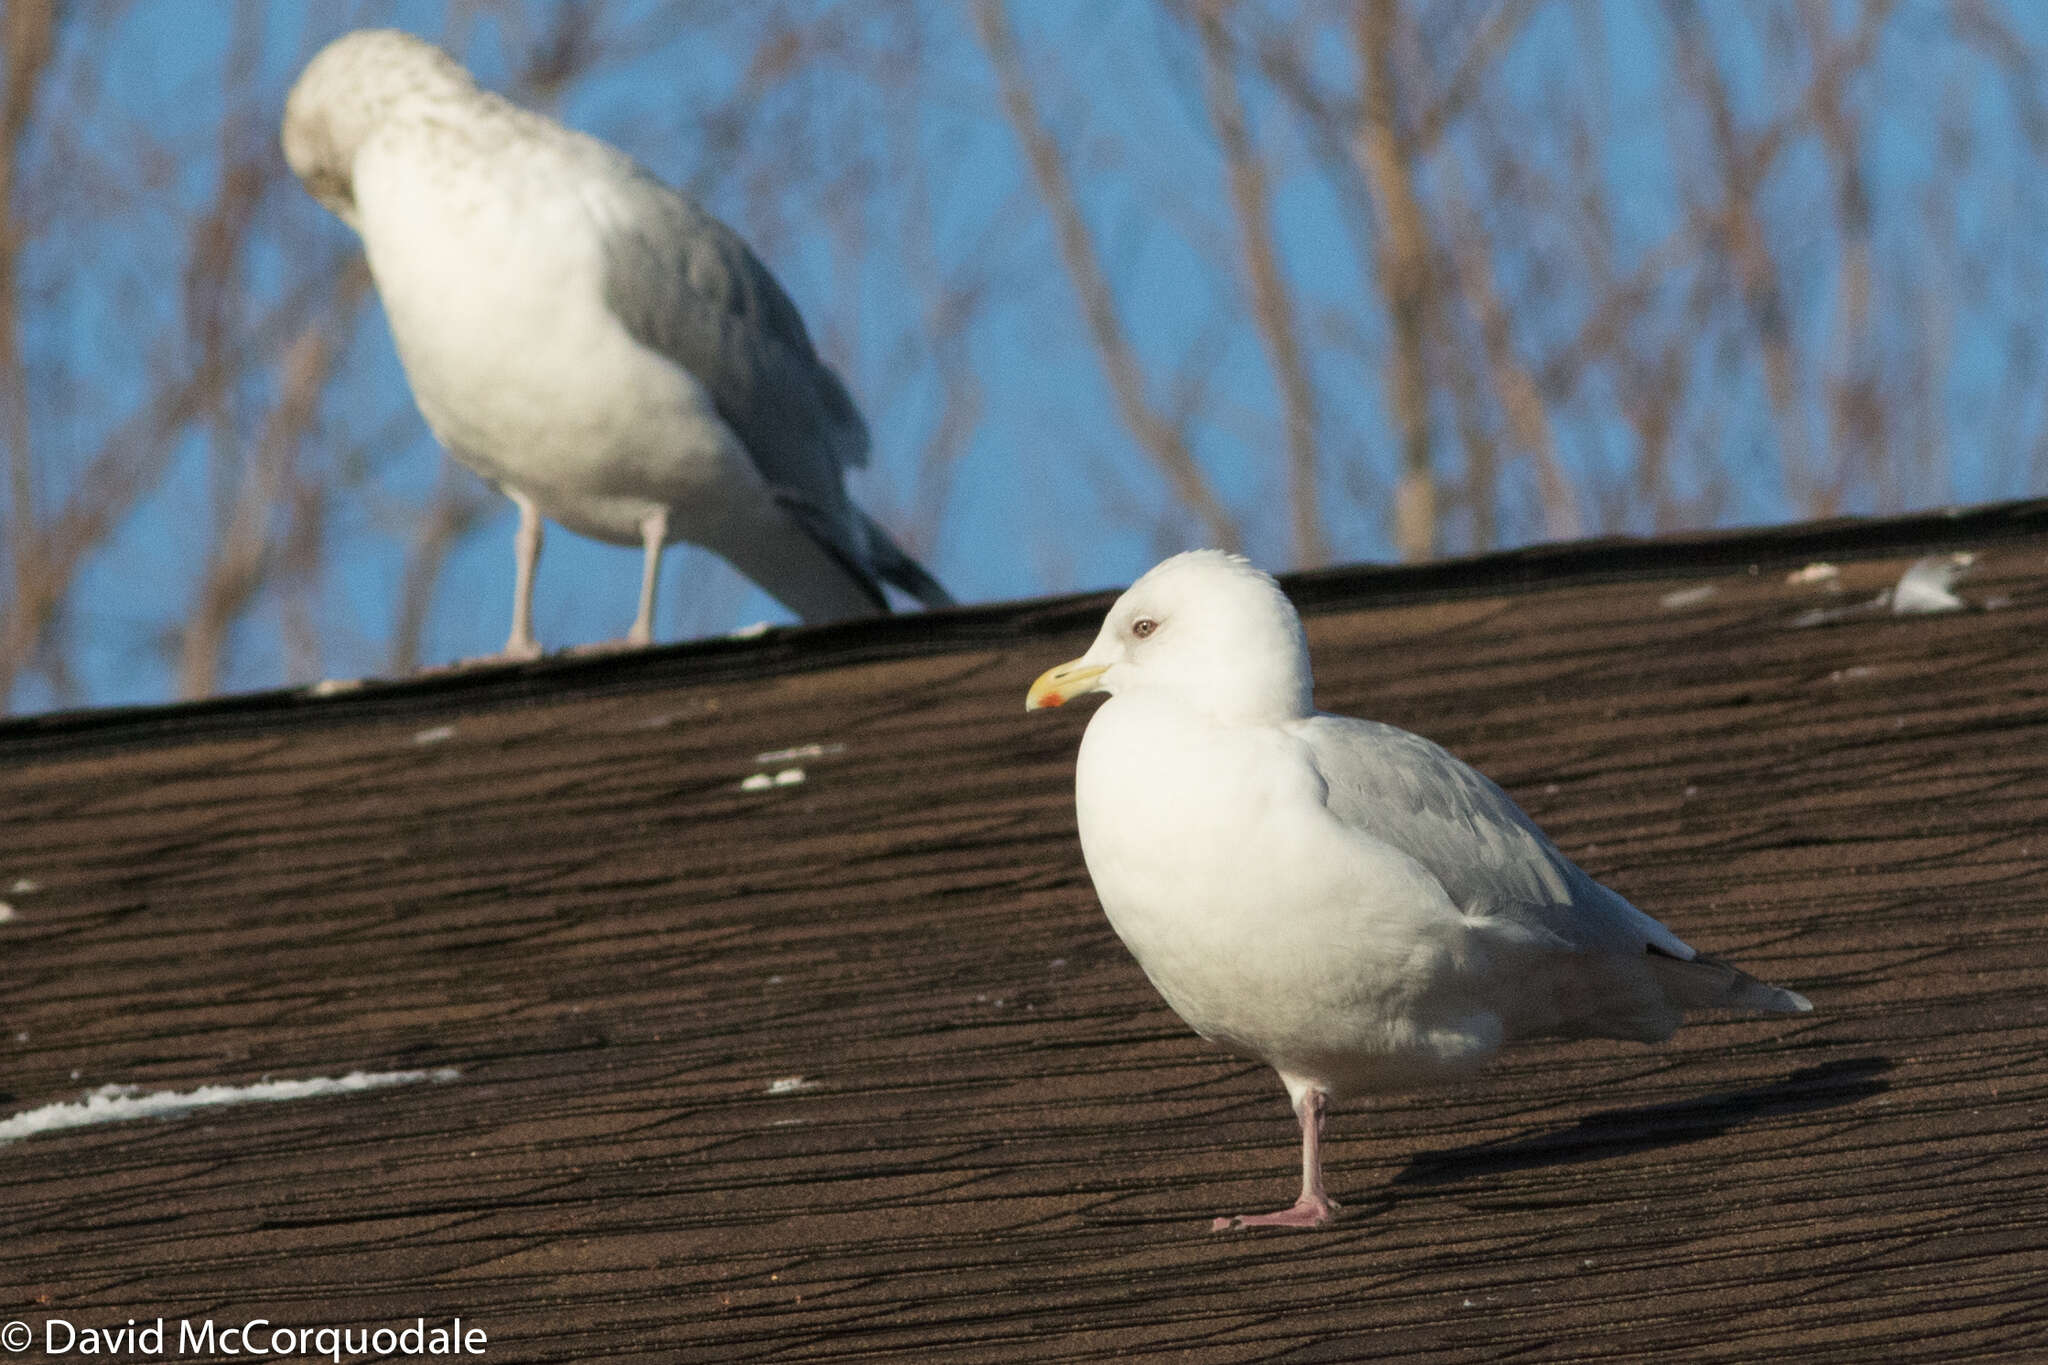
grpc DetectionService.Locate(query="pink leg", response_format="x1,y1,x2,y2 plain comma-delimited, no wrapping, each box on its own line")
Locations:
1212,1085,1339,1231
502,491,545,662
627,508,667,647
566,510,669,658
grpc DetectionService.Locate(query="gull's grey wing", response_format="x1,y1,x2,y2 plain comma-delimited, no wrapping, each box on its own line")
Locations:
597,170,870,510
1296,714,1691,958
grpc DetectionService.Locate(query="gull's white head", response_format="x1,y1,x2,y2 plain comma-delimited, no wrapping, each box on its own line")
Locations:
1025,551,1312,724
282,29,477,230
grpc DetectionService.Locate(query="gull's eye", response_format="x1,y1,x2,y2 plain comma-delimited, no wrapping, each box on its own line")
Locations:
1131,617,1158,639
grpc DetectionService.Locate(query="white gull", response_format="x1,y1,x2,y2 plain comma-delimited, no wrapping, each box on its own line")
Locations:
1028,551,1810,1230
282,30,950,658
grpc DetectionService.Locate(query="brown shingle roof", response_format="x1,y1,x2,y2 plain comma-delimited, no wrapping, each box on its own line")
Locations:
6,500,2048,1361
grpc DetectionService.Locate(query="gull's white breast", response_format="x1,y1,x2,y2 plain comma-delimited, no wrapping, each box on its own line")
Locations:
1074,697,1508,1096
351,117,759,545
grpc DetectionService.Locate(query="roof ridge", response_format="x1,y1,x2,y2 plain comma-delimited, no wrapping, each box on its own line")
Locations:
5,496,2044,753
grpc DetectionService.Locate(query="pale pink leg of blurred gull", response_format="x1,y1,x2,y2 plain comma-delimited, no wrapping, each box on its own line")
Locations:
566,509,670,657
502,489,545,662
627,508,668,647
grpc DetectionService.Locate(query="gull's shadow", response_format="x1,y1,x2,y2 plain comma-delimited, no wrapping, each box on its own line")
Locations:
1394,1055,1891,1187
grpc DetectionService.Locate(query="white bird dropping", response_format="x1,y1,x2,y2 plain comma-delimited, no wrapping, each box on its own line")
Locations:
281,30,949,659
1027,551,1809,1230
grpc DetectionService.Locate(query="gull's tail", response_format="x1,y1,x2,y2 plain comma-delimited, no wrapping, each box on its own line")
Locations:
763,492,954,619
859,510,954,611
1647,944,1812,1015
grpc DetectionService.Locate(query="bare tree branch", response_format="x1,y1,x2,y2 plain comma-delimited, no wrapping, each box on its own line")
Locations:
1434,299,1500,552
973,0,1243,553
1414,0,1540,154
1355,0,1441,560
0,244,355,706
387,465,492,677
175,318,336,699
0,0,58,677
1195,0,1326,566
1669,0,1895,519
1672,5,1812,516
1805,0,1890,515
1443,186,1582,544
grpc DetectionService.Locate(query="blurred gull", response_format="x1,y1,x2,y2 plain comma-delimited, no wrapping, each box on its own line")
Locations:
1027,551,1810,1230
1790,551,1978,628
1890,552,1975,614
282,30,950,659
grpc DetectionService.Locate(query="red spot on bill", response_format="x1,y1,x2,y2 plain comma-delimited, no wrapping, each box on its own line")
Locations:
1038,692,1064,708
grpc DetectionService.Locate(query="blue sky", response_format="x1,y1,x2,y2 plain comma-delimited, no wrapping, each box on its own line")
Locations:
8,0,2046,713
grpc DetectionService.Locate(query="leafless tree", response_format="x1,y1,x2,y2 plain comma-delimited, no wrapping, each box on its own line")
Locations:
7,0,2048,712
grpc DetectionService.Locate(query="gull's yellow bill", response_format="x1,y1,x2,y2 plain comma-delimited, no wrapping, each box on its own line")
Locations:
1024,660,1107,711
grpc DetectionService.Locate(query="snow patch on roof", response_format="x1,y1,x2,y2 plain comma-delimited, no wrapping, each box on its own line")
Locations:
0,1068,460,1147
1659,584,1717,610
754,743,844,764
